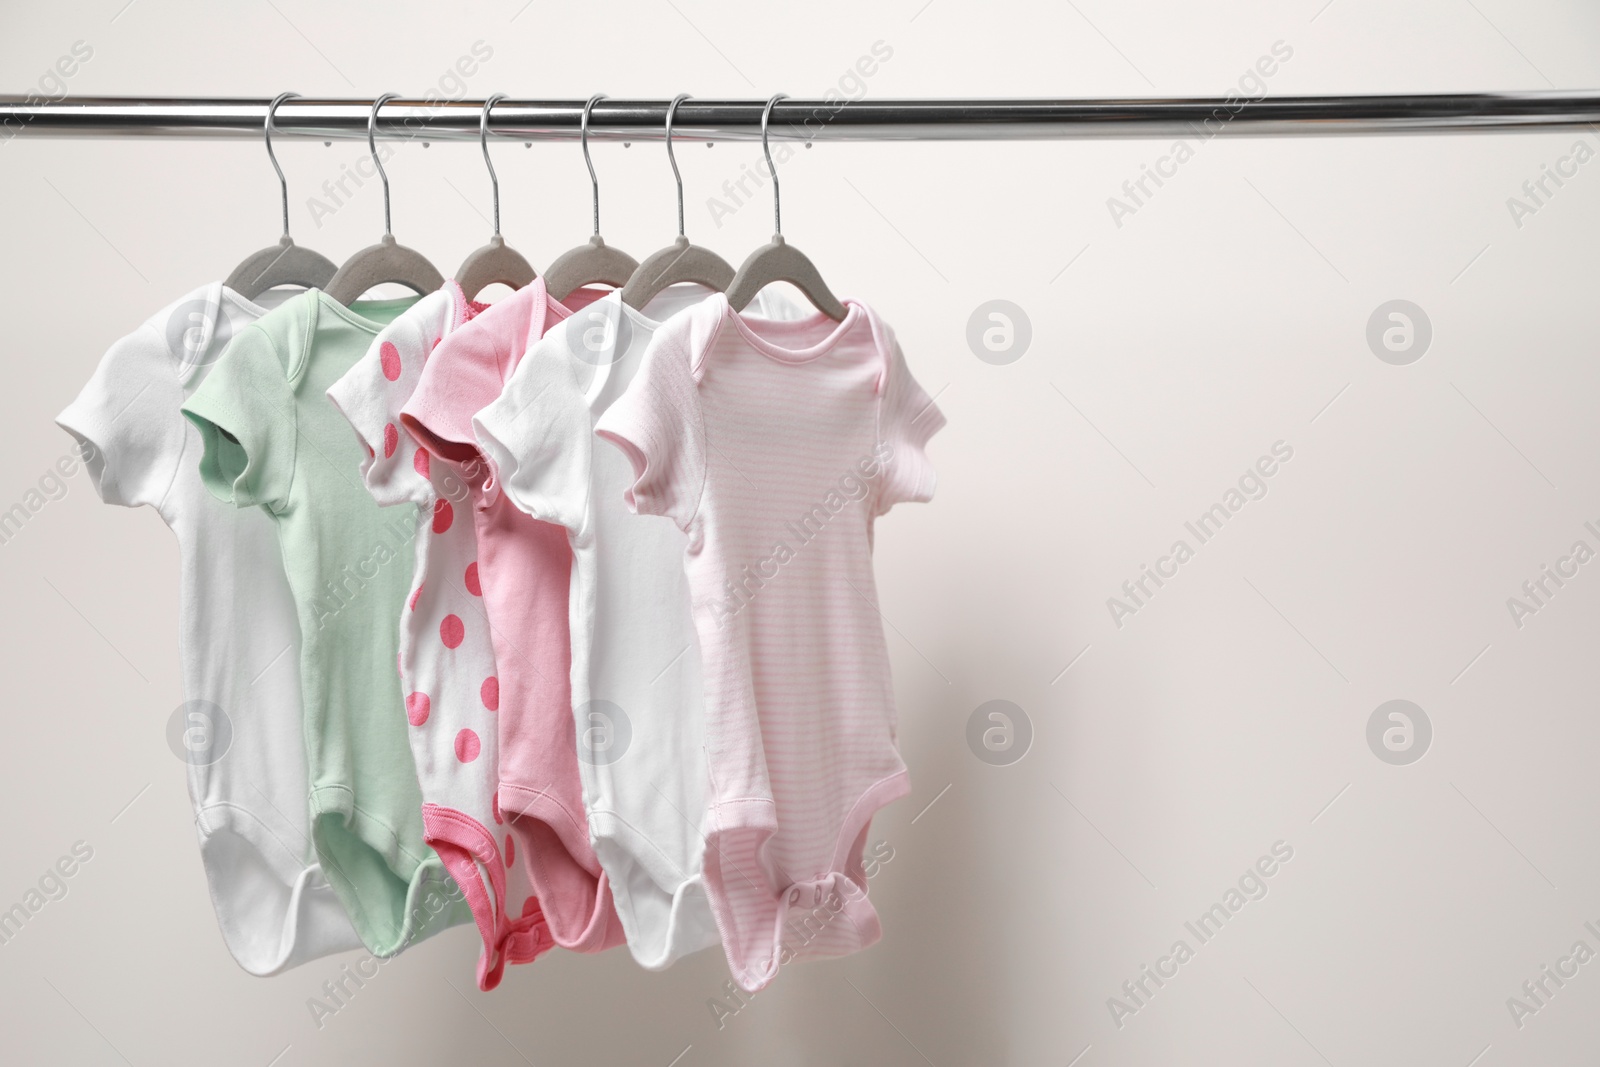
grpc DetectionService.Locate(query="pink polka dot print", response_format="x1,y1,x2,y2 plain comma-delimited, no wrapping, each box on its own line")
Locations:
383,423,398,459
504,834,515,868
409,583,424,611
432,498,453,534
454,728,481,763
464,562,481,596
440,614,464,649
480,676,499,711
413,448,430,477
379,341,402,382
492,790,503,826
405,692,430,727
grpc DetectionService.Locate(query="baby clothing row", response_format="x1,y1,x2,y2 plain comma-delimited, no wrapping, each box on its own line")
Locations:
58,274,943,994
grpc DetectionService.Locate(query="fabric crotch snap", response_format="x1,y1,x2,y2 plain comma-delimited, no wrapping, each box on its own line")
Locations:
777,871,880,956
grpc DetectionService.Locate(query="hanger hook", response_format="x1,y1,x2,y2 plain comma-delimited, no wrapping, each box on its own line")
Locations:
480,93,506,238
368,92,399,238
265,92,298,242
665,93,690,239
581,93,606,238
760,93,788,237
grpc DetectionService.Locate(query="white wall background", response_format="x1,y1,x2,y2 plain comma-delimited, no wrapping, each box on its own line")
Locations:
4,1,1600,1063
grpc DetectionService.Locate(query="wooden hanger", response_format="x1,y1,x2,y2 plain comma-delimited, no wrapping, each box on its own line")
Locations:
325,93,445,305
224,92,337,299
724,94,847,321
620,94,734,310
456,93,536,300
543,94,639,302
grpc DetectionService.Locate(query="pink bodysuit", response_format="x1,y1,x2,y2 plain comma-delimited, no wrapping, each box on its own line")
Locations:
401,278,624,955
596,294,944,992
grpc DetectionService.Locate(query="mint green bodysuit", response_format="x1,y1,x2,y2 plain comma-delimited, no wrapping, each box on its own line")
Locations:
183,289,469,954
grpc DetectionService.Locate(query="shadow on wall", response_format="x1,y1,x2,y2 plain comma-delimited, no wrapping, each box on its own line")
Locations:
722,702,1012,1065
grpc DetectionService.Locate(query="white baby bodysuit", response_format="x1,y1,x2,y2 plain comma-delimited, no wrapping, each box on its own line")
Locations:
472,284,799,969
57,282,361,975
326,281,551,991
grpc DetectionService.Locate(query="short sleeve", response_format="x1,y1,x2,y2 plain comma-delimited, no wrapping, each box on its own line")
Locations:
400,315,507,466
593,330,705,530
180,324,298,511
874,337,945,515
327,296,448,508
55,324,185,511
472,331,594,533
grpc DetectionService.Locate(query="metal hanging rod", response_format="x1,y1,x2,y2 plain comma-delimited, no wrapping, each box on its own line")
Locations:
4,94,1600,142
